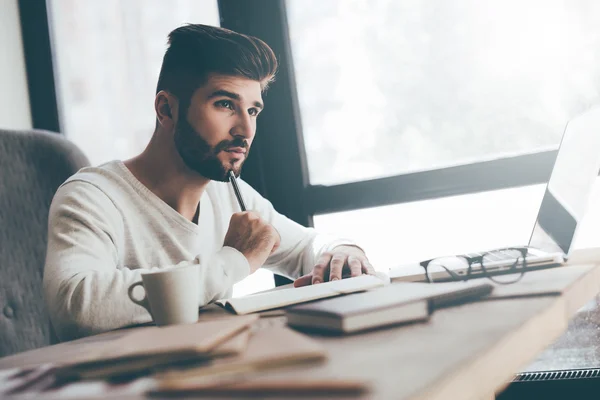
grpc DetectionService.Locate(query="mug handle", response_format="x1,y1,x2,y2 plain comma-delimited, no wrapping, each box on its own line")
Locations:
128,281,151,314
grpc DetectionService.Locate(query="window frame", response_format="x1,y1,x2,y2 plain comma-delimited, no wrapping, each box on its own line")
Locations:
217,0,558,222
18,0,61,133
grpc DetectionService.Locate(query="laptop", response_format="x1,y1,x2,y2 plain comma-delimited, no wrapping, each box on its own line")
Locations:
391,106,600,283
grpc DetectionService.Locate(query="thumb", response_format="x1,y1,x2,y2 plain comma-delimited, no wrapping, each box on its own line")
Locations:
270,236,280,255
293,273,313,288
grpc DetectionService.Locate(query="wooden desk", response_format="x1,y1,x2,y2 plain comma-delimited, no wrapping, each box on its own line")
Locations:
2,260,600,400
512,248,600,374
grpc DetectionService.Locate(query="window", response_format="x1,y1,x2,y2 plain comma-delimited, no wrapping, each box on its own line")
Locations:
217,1,600,283
48,0,220,165
286,0,600,186
280,0,600,271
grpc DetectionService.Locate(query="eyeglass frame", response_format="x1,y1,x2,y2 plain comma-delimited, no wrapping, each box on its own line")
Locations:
419,247,530,284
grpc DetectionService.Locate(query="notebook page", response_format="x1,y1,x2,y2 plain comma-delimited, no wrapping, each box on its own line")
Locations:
221,275,385,315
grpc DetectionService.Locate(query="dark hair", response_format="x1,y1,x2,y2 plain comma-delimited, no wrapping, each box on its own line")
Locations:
156,24,278,110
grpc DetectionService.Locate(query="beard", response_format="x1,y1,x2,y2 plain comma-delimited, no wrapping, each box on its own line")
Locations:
173,116,250,182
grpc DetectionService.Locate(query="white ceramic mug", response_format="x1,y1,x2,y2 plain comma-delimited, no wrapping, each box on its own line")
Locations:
127,264,200,326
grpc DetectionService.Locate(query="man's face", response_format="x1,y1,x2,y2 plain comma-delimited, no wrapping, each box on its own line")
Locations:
174,74,263,181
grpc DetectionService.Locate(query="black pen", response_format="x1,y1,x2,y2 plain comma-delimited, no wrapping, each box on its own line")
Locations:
228,170,247,212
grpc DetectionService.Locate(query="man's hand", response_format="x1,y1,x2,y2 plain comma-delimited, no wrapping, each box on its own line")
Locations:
223,211,281,273
293,245,376,287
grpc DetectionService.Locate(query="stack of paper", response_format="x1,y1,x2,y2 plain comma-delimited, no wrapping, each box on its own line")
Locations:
151,326,368,396
54,315,258,380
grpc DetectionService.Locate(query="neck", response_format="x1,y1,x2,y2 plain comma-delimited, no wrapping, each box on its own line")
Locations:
124,131,210,222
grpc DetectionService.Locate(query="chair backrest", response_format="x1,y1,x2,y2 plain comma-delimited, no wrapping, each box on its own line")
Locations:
0,129,89,357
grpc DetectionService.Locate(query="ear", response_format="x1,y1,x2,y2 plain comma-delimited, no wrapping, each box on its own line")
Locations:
155,91,179,128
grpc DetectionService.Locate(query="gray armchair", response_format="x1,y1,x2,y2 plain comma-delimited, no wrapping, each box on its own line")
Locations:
0,129,89,357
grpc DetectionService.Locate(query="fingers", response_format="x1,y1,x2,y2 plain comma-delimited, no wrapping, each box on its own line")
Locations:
306,250,376,287
230,210,258,220
312,253,332,285
347,256,363,277
361,259,376,275
224,211,280,274
294,274,313,288
328,253,346,281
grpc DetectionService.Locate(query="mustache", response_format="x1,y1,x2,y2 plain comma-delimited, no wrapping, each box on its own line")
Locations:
214,138,249,153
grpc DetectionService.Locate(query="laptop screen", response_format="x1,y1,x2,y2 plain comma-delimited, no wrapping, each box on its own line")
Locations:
529,106,600,255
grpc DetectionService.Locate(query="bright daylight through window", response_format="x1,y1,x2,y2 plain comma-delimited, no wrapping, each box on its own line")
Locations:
287,0,600,273
287,0,600,186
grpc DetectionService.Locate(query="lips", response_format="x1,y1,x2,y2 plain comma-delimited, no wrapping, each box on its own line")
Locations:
225,147,246,155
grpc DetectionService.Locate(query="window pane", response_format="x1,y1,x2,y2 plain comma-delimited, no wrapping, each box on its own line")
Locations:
313,185,546,271
49,0,220,165
314,177,600,271
287,0,600,185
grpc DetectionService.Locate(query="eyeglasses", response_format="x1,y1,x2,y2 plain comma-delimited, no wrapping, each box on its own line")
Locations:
420,247,529,284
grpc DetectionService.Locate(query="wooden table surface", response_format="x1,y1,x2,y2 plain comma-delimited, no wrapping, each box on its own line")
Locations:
2,256,600,400
522,293,600,373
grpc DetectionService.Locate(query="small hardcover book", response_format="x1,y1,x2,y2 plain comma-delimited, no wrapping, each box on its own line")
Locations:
286,281,493,334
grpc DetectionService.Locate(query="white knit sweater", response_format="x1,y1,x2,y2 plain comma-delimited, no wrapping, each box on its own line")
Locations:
44,161,352,341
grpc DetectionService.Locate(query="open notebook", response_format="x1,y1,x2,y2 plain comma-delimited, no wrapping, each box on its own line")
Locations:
217,275,386,315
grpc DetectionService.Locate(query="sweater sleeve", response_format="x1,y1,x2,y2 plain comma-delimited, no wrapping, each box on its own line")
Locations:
43,181,249,341
237,180,358,280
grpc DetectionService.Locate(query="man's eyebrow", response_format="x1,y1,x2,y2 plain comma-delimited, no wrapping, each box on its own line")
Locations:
208,89,263,110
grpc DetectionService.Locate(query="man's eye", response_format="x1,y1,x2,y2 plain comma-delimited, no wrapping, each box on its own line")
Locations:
216,100,234,110
248,108,259,117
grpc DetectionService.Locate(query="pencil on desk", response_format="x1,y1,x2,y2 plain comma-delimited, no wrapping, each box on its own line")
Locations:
228,170,247,212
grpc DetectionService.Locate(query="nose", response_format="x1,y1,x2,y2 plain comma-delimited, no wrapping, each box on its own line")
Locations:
231,111,255,139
